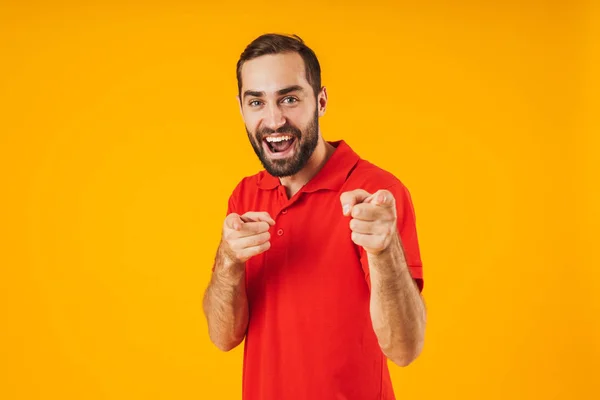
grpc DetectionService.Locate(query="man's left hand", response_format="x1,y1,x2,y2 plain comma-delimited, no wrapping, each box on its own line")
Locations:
340,189,398,255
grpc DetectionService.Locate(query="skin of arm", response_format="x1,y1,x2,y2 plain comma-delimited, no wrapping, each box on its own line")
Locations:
203,212,274,351
342,189,426,366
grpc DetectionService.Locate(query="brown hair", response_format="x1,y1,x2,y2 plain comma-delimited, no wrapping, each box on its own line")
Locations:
236,33,322,98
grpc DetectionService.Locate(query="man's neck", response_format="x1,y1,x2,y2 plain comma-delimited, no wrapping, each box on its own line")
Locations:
279,137,335,199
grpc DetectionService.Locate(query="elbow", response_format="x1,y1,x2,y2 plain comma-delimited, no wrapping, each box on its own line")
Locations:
215,340,238,352
384,338,425,367
388,351,418,367
210,334,244,352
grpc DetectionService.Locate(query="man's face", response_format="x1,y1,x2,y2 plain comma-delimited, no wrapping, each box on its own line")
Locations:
238,52,322,177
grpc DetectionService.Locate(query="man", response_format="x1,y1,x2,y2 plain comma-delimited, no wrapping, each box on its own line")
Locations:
202,33,426,400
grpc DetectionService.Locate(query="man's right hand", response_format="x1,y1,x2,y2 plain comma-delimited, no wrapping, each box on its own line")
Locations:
221,212,275,265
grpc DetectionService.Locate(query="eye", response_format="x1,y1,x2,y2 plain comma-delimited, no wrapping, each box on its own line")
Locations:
282,97,298,104
248,100,262,107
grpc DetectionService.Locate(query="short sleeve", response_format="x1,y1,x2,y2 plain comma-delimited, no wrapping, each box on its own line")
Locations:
227,192,237,216
359,183,424,292
226,179,244,216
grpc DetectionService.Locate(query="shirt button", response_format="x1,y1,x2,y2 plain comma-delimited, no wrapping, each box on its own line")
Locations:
281,209,288,214
277,228,284,236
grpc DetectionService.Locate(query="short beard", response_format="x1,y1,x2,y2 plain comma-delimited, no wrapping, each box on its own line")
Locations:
247,109,319,177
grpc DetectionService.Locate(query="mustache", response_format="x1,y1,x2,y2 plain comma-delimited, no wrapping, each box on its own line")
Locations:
256,124,302,141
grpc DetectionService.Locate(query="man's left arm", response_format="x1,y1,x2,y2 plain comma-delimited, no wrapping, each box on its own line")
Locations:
341,188,426,367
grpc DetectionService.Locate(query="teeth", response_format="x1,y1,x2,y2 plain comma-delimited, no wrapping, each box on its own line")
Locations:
265,136,293,143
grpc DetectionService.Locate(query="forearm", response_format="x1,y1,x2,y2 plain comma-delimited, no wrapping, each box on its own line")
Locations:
202,243,249,351
368,235,426,366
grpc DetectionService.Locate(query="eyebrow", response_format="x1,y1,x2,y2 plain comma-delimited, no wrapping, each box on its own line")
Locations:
243,85,304,100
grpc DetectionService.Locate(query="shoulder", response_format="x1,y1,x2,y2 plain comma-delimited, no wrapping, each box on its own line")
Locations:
225,170,267,214
344,159,406,193
342,158,417,210
228,170,265,198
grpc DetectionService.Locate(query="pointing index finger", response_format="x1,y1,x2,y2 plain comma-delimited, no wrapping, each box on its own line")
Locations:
237,221,271,236
241,211,276,226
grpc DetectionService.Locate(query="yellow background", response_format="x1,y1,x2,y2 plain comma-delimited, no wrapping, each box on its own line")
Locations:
1,1,598,399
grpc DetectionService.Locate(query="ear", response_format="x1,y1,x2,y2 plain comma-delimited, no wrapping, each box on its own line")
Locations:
317,86,328,117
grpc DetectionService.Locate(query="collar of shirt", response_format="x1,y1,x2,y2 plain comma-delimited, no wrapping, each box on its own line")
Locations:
256,140,360,193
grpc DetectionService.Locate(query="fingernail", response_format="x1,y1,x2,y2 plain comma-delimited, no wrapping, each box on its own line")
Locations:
343,204,350,215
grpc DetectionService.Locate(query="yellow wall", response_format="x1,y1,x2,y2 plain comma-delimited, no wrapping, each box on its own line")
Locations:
1,1,598,399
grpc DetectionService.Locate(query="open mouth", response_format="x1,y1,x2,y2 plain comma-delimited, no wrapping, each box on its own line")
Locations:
263,135,296,157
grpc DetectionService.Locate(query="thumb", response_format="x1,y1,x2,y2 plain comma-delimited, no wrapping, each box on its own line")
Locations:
364,189,395,208
226,213,244,231
340,189,372,216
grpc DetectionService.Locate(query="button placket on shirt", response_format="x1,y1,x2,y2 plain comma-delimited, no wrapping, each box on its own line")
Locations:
276,206,287,237
275,186,289,237
274,185,304,240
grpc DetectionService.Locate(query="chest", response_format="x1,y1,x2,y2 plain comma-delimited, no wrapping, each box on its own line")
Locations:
241,189,367,304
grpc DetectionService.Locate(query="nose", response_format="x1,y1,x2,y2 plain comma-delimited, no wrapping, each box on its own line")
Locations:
263,103,286,131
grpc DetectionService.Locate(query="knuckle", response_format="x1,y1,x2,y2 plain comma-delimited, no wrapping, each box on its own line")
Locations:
228,213,239,221
235,251,245,260
227,246,240,258
258,240,269,251
227,239,240,251
255,232,268,245
251,235,262,247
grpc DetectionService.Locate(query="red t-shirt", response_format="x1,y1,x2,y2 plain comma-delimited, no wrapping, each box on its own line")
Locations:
226,140,423,400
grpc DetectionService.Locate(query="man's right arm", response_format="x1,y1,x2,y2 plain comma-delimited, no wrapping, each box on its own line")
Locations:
202,212,274,351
